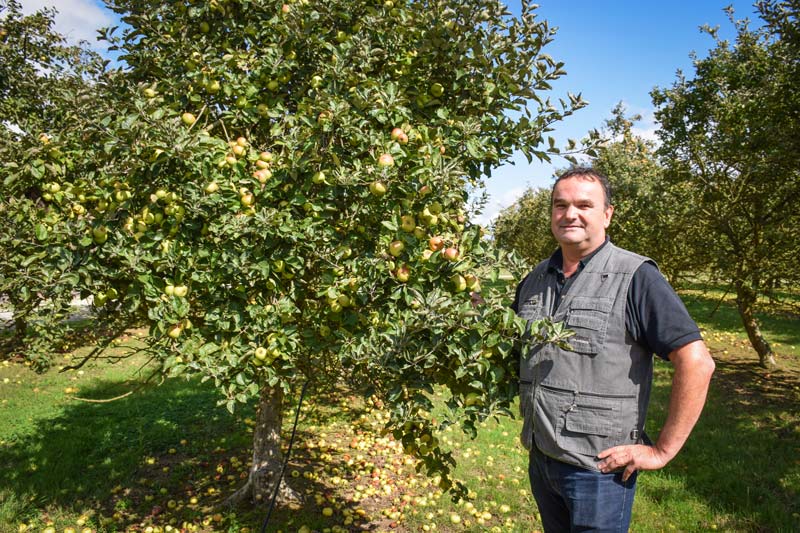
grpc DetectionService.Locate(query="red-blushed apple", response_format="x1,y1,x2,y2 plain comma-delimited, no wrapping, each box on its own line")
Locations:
378,153,394,167
428,236,444,251
236,136,248,147
254,169,273,183
259,151,274,162
442,247,459,261
395,264,411,282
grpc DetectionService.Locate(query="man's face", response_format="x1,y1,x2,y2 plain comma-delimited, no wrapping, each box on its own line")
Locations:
551,176,614,254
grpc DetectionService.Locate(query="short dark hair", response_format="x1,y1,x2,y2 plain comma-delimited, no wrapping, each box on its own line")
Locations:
552,167,612,208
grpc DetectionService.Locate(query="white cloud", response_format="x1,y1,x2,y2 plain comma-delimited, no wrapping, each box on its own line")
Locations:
473,186,527,227
19,0,113,48
618,102,661,145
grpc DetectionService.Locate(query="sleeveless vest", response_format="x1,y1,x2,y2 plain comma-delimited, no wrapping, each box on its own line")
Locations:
517,243,654,470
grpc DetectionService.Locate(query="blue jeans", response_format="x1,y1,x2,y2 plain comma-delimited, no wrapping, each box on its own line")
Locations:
529,446,637,533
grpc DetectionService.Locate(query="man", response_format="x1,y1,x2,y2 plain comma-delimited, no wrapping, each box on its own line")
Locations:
512,167,715,532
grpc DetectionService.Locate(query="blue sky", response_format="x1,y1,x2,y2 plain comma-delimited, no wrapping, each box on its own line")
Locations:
482,0,761,223
20,0,761,222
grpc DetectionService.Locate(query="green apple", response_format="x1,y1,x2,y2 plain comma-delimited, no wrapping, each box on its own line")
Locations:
92,226,108,244
204,181,219,193
388,240,405,257
167,324,183,339
369,181,387,196
181,112,196,125
173,285,189,298
429,82,445,97
312,171,327,184
451,274,467,292
464,392,482,406
464,274,481,292
400,215,416,232
240,192,255,206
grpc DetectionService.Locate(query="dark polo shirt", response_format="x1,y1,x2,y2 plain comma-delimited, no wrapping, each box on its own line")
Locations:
511,240,702,360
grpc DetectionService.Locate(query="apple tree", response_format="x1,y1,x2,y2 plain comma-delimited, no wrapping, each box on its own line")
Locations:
5,0,584,504
652,3,800,368
0,0,104,355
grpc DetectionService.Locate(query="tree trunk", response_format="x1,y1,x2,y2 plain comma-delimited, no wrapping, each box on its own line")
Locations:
734,281,777,368
225,383,302,508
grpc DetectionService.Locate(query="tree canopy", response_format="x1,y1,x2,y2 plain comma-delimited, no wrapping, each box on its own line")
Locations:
652,1,800,367
1,0,580,503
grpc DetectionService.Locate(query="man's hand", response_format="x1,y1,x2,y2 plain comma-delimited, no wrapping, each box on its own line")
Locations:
596,444,669,482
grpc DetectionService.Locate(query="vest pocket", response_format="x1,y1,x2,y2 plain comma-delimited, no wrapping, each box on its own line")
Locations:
535,385,634,458
564,296,613,355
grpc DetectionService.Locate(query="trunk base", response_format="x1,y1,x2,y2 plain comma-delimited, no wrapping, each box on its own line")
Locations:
224,461,304,508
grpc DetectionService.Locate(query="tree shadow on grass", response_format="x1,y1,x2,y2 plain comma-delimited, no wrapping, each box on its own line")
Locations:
0,374,401,531
640,355,800,531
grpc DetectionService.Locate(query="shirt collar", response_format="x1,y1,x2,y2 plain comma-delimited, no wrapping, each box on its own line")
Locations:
547,237,610,274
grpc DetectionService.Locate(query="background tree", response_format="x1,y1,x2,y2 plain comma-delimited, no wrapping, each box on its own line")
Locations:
491,105,698,283
592,104,702,284
2,0,582,505
652,2,800,368
491,185,557,265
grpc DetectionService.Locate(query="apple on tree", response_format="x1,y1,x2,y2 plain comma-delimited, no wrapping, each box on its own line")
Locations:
369,181,387,196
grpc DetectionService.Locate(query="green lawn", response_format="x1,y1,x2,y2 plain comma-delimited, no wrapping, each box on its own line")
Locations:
0,288,798,533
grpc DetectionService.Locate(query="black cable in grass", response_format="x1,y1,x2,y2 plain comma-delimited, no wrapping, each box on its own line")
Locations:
260,379,310,533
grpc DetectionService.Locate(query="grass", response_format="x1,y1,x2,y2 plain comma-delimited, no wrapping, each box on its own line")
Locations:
0,287,798,533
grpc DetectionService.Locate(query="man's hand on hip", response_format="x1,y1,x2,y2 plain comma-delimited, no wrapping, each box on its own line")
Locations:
596,444,669,482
